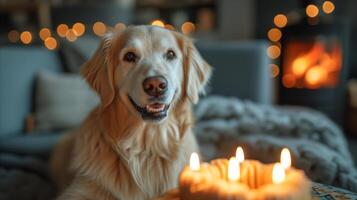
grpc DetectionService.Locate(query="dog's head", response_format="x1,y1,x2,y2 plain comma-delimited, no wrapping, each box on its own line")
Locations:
81,25,211,123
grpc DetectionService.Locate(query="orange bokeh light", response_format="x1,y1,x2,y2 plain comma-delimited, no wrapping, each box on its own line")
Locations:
44,37,58,50
267,28,282,42
73,22,85,36
323,1,335,14
267,45,281,59
305,66,327,87
93,22,107,36
20,31,32,44
306,4,319,18
270,64,280,78
292,57,309,76
8,30,19,43
115,23,126,31
39,28,51,41
66,29,78,42
282,74,296,88
164,24,175,31
57,24,69,38
274,14,288,28
151,20,165,27
181,22,195,35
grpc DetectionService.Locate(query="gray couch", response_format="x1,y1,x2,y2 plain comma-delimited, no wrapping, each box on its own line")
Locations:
0,46,64,158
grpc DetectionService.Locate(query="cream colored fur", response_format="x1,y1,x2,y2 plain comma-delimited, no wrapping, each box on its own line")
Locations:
51,25,212,200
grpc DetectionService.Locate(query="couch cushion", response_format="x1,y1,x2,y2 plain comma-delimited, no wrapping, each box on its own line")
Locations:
35,71,99,131
0,46,62,136
0,132,64,158
196,41,272,105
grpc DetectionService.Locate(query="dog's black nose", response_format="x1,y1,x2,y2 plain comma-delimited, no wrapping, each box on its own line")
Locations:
143,76,168,97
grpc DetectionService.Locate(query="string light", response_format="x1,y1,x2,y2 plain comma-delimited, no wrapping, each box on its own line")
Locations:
181,22,195,35
57,24,69,38
8,30,19,43
114,23,126,31
306,4,319,18
73,22,85,37
274,14,288,28
39,28,51,41
267,28,282,42
164,24,175,31
267,45,281,59
44,37,58,50
20,31,32,44
93,21,106,36
270,64,280,78
151,19,165,27
66,29,77,42
322,1,335,14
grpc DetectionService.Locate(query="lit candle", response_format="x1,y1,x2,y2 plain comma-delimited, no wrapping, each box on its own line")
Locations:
189,152,200,171
272,163,285,184
228,157,240,182
236,146,245,163
280,148,291,170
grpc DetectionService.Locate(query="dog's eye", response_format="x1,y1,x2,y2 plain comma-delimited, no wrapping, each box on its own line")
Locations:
166,50,176,60
123,52,137,62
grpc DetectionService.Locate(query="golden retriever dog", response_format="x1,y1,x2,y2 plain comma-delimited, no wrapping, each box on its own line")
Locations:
51,25,212,200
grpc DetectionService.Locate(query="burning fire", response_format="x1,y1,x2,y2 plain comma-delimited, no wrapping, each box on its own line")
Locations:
282,40,342,89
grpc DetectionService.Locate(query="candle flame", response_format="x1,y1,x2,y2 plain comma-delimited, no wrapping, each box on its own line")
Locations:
228,157,240,182
281,148,291,170
272,163,285,184
235,146,245,163
190,152,200,171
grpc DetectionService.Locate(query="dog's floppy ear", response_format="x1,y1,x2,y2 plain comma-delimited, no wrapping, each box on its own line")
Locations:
174,32,212,104
81,32,117,108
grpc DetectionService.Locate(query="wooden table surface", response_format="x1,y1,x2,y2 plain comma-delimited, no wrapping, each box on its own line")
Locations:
156,182,357,200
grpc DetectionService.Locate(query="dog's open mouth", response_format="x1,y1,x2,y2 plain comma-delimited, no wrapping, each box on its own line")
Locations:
129,96,169,121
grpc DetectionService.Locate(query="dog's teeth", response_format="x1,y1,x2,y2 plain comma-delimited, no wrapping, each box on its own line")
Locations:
146,104,165,113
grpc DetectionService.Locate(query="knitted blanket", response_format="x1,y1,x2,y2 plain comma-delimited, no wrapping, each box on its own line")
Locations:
194,96,357,192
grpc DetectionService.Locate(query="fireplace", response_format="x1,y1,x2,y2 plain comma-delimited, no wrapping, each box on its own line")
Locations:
279,9,349,125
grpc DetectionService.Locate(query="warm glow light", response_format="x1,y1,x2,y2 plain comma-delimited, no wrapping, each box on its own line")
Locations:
181,22,195,35
73,22,85,36
306,4,319,18
292,57,309,76
267,28,282,42
323,1,335,14
267,45,281,59
39,28,51,41
164,24,175,31
115,23,126,31
305,66,327,86
235,147,245,163
57,24,69,38
274,14,288,28
44,37,58,50
270,64,280,78
93,22,107,36
282,74,296,88
66,29,78,42
20,31,32,44
8,30,19,43
272,163,285,184
280,148,291,170
228,157,240,182
151,19,165,27
190,152,200,171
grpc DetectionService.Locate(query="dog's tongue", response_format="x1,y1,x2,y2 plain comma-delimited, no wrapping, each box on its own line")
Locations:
146,103,165,113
